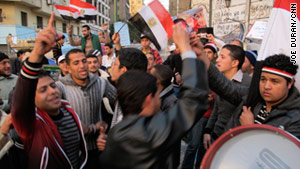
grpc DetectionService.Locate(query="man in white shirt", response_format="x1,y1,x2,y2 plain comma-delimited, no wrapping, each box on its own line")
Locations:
102,43,115,69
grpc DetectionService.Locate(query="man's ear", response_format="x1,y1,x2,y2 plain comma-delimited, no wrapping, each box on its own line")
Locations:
231,59,239,68
288,79,295,89
67,65,72,74
142,94,153,109
120,66,127,74
140,94,153,116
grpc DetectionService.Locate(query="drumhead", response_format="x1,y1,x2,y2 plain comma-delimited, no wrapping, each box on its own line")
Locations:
201,124,300,169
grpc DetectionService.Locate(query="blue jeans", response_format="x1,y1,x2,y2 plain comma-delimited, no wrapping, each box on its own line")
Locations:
181,118,208,169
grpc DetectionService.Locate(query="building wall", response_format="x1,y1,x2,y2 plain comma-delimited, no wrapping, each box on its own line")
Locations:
129,0,143,16
169,0,191,17
0,1,80,44
191,0,274,45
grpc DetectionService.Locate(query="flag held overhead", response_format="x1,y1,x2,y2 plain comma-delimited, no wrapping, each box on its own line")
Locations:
54,5,81,20
129,0,173,51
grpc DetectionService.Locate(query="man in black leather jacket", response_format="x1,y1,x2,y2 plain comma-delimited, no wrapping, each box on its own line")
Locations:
100,24,210,168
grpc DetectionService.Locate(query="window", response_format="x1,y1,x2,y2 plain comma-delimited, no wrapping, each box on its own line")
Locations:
0,9,2,23
77,27,80,36
21,12,28,26
62,23,67,33
94,0,97,8
37,16,43,29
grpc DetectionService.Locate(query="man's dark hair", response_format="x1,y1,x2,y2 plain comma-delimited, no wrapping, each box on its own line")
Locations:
82,25,90,30
17,50,25,57
222,44,245,70
117,70,157,116
151,65,173,88
118,48,148,71
61,35,65,39
104,43,113,49
65,48,84,65
38,70,52,79
262,54,298,83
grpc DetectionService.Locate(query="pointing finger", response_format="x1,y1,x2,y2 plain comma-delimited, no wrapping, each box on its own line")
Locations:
47,12,55,28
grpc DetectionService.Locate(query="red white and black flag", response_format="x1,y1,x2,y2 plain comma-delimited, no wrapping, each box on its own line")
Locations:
70,0,97,20
54,4,81,20
129,0,173,50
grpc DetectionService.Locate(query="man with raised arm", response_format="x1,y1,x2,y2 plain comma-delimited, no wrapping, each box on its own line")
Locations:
11,13,87,169
100,23,210,169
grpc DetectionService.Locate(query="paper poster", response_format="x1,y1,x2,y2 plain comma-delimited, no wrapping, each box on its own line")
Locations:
114,22,131,47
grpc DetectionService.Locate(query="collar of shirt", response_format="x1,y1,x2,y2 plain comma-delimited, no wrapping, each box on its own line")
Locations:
231,69,243,82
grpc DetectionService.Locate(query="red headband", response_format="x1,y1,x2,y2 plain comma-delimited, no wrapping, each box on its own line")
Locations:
262,67,294,79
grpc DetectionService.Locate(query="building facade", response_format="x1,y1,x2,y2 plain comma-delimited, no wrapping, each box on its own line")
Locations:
191,0,274,48
169,0,191,17
0,0,110,49
109,0,130,24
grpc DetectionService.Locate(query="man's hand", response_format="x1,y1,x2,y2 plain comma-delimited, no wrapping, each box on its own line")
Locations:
172,23,192,54
95,121,108,132
175,73,182,85
190,32,210,69
0,114,12,135
206,34,215,43
102,24,108,31
97,126,107,151
240,106,254,125
203,133,212,150
30,12,63,63
112,33,121,50
67,27,72,36
112,33,120,45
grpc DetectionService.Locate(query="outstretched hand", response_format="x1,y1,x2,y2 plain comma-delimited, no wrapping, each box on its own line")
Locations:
172,23,192,54
30,12,63,63
189,32,210,69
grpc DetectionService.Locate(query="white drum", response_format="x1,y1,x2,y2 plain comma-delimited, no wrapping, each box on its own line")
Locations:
200,124,300,169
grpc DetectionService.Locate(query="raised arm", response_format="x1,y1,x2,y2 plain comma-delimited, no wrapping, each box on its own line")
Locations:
150,23,210,149
67,27,81,46
11,12,63,139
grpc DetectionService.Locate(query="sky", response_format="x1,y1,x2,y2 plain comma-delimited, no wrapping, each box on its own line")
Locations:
144,0,169,11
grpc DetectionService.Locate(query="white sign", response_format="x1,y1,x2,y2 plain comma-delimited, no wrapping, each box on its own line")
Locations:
246,21,268,40
114,22,131,47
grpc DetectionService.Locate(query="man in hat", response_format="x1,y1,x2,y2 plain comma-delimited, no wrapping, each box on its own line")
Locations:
57,55,68,78
241,50,257,76
204,43,218,64
0,52,18,113
141,34,162,64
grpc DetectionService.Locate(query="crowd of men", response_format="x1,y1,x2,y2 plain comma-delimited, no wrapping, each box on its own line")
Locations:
0,12,299,169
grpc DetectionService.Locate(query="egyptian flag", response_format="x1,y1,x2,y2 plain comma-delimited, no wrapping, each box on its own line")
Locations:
70,0,97,20
246,0,300,108
129,0,173,51
54,5,81,20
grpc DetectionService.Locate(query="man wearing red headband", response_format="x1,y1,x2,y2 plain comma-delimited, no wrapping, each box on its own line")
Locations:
192,41,300,139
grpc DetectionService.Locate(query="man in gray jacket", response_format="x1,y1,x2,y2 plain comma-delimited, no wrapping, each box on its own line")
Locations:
56,48,116,169
203,44,251,150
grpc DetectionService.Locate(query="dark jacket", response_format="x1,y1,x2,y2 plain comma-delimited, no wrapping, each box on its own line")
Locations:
11,60,88,169
101,57,209,169
163,54,182,86
52,42,63,61
160,84,177,111
204,71,251,138
207,63,300,139
11,58,22,75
